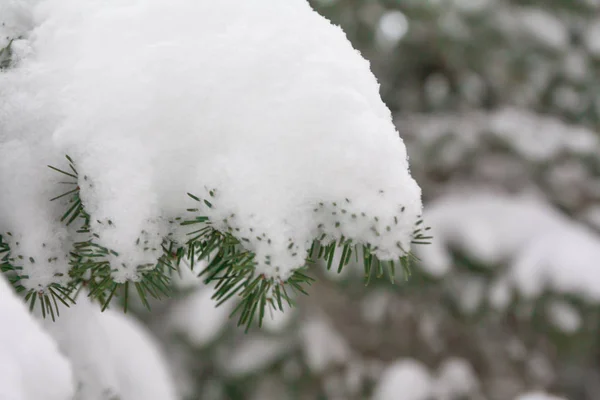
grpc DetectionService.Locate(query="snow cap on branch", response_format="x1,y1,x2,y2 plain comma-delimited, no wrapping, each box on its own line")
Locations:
0,0,421,286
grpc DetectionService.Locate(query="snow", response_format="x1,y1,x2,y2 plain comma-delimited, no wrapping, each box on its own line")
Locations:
0,276,74,400
167,284,235,347
0,0,39,48
449,274,486,314
584,204,600,230
99,309,178,400
171,258,205,290
417,191,568,277
301,314,351,373
450,0,491,14
221,335,292,377
0,0,421,288
515,393,567,400
0,142,72,289
361,289,391,325
41,295,177,400
563,51,588,82
399,109,600,165
376,11,409,49
489,277,512,311
372,359,433,400
435,358,479,399
517,8,569,50
553,85,583,114
262,299,295,333
418,191,600,304
585,19,600,57
511,225,600,301
489,109,597,161
546,300,581,334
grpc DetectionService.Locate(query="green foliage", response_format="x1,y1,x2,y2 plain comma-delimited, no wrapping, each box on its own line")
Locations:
0,155,429,330
0,38,14,70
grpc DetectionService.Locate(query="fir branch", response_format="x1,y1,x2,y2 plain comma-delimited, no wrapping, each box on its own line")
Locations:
47,156,178,312
0,155,431,331
0,234,74,320
0,38,16,70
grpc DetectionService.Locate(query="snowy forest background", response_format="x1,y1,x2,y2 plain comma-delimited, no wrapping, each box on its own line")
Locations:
154,1,600,399
3,0,600,399
148,0,600,399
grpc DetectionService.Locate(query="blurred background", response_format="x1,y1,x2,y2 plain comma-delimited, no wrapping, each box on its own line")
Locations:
135,1,600,399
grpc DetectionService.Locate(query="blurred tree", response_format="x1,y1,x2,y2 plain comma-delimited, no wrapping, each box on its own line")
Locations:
142,2,600,400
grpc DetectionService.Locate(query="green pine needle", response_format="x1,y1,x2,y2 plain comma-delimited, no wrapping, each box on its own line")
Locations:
0,156,431,332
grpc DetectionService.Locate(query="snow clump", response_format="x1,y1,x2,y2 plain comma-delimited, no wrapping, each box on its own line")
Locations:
0,0,421,288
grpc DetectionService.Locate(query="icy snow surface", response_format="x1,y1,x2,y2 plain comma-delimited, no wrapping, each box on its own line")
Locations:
0,276,74,400
0,0,421,287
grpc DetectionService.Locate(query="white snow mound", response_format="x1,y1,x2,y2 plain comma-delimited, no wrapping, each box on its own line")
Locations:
0,0,421,285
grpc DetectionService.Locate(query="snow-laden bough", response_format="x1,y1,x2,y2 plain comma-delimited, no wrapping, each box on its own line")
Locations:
0,0,423,325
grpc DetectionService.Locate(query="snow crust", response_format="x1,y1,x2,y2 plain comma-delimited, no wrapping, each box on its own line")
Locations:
0,0,421,287
0,276,74,400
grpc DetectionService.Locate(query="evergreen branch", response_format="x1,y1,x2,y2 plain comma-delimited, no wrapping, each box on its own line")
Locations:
0,155,432,332
0,38,17,70
1,233,74,320
46,156,178,312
